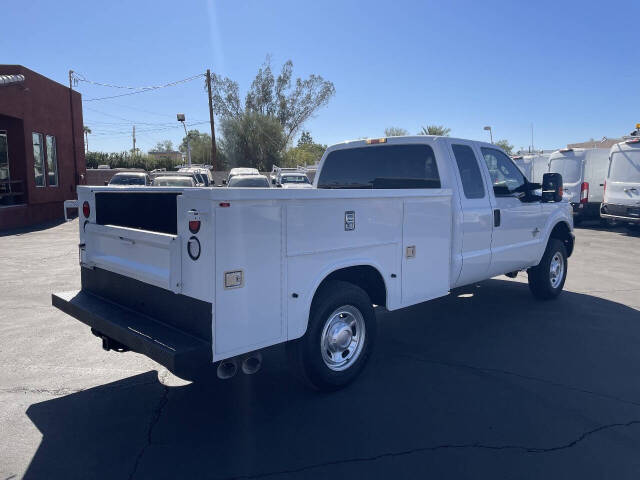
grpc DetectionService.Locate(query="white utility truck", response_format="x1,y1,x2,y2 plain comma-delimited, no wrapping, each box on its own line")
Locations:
600,134,640,230
548,147,609,223
53,136,573,391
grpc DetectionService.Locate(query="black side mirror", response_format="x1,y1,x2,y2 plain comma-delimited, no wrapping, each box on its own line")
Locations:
222,179,227,185
541,173,563,202
272,178,276,185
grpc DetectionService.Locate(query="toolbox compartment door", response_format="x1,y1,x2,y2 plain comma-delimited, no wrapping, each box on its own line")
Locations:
83,223,182,293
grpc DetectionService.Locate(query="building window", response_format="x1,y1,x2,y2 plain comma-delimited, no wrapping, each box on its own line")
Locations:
32,132,45,187
46,135,58,187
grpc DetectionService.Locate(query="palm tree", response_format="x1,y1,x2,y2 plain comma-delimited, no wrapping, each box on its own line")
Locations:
418,125,451,136
83,126,92,153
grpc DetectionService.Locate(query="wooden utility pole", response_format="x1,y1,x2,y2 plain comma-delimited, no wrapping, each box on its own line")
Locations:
206,69,217,170
132,125,136,154
68,70,79,186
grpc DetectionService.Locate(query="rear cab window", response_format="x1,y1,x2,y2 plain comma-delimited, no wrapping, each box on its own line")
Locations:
317,144,440,189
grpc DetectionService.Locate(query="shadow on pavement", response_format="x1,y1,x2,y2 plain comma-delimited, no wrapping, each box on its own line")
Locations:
24,279,640,479
0,219,67,237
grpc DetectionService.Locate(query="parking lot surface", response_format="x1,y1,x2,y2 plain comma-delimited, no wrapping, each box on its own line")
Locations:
1,220,640,479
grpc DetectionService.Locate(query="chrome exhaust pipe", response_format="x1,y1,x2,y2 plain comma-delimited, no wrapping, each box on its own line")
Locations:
216,357,238,380
241,352,263,375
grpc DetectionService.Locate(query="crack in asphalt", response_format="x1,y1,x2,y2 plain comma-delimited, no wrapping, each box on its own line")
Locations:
397,353,640,409
127,373,170,480
216,420,640,479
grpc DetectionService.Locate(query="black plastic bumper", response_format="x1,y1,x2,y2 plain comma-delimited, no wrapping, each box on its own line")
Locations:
52,290,212,378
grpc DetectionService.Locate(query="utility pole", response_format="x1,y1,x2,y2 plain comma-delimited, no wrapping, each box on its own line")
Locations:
206,69,217,170
68,70,79,186
132,125,136,155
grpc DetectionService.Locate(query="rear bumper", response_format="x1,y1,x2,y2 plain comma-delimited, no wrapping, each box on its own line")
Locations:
52,290,211,378
600,203,640,223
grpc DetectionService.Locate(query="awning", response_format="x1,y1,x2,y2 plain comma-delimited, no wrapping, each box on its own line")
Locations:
0,74,25,86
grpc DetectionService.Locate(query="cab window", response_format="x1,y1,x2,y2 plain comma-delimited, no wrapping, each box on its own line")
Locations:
480,147,526,196
452,144,485,199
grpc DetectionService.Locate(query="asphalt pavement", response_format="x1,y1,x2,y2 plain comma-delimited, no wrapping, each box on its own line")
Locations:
1,219,640,479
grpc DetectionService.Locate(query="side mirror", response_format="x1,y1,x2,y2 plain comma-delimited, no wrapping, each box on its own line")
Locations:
222,179,227,185
541,173,563,203
272,178,276,185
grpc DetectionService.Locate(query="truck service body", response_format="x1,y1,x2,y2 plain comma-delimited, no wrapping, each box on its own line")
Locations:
53,136,574,390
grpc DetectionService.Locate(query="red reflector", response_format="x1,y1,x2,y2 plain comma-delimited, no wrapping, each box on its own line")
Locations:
219,202,231,208
189,220,201,233
82,201,90,218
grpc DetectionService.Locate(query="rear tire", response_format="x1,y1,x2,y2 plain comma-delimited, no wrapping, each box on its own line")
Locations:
527,239,567,300
287,281,376,391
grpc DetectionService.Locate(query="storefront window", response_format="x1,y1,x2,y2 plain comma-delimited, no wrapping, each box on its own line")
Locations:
32,132,45,187
46,135,58,186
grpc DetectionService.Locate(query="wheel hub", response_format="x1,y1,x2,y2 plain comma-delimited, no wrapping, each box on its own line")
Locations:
320,305,366,371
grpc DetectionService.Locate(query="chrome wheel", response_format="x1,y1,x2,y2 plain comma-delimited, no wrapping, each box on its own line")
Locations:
320,305,366,371
549,251,564,289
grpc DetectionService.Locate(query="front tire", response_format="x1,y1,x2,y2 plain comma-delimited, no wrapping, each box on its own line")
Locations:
287,281,377,391
527,239,568,300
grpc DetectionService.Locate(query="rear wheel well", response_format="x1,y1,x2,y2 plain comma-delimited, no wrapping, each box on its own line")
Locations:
314,266,387,308
550,221,574,257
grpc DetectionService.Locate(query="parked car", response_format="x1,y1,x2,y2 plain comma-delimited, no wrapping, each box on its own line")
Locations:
225,167,260,185
54,135,573,391
151,176,196,187
179,167,214,186
151,171,204,186
275,173,312,189
227,174,271,188
547,147,609,223
600,135,640,230
108,172,150,186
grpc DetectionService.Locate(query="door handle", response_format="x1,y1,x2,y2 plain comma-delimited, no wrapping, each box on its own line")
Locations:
494,209,501,227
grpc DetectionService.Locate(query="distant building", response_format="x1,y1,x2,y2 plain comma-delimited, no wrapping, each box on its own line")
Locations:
567,138,622,149
0,65,85,230
148,150,183,163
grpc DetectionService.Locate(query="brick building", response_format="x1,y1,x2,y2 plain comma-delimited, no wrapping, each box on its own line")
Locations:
0,65,85,230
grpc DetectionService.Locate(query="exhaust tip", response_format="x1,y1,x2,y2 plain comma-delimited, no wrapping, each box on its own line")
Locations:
216,358,238,380
241,352,263,375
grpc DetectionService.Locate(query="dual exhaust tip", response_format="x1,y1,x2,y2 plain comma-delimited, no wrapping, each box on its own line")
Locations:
216,352,262,379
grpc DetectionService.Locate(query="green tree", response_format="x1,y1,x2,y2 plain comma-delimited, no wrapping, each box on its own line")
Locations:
384,127,409,137
419,125,451,136
219,112,286,171
495,139,514,155
211,56,335,145
149,140,174,153
180,130,213,164
83,125,91,153
284,131,326,167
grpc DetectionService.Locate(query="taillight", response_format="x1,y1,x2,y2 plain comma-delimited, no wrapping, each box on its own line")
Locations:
603,180,607,197
82,201,90,218
189,220,201,234
580,182,589,203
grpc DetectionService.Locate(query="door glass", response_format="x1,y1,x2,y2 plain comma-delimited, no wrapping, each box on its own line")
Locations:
0,132,8,182
480,147,526,196
32,132,45,187
452,144,485,199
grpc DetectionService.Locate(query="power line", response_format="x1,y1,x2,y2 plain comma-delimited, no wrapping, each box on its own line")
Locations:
75,73,206,102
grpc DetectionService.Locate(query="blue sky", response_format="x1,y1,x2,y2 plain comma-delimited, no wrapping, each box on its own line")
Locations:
3,0,639,153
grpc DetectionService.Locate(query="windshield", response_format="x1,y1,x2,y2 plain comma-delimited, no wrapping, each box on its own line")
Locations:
281,175,310,184
609,150,640,182
152,177,194,187
228,176,269,187
109,175,146,185
549,157,582,183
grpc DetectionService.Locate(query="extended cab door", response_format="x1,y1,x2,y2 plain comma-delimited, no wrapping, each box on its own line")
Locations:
446,139,494,287
478,147,544,276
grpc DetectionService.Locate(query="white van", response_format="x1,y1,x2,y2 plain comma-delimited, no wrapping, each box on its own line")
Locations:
548,148,609,223
512,154,550,184
600,137,640,229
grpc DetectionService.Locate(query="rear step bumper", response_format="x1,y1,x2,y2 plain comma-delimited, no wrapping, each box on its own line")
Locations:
52,290,211,378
